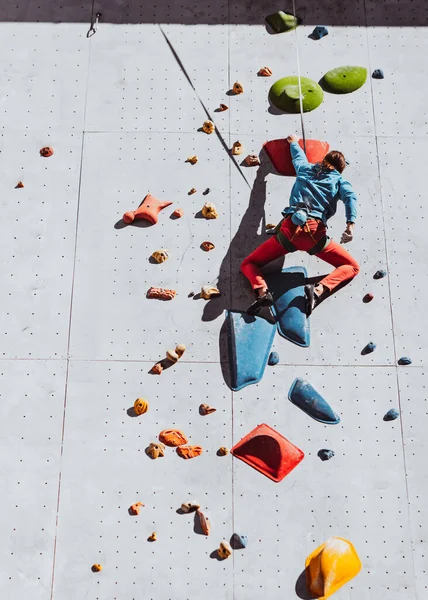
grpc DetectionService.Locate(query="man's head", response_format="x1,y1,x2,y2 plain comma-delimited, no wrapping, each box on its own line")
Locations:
322,151,346,173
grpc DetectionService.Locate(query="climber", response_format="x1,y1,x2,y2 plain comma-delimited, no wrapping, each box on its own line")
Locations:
241,134,360,316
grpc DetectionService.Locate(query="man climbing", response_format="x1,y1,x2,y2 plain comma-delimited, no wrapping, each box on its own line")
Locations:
241,134,360,316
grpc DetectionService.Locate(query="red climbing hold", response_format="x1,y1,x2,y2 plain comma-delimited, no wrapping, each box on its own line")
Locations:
263,138,330,176
231,423,304,482
40,146,54,158
123,193,172,225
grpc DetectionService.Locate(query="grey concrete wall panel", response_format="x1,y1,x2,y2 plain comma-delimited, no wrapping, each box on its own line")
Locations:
0,360,66,600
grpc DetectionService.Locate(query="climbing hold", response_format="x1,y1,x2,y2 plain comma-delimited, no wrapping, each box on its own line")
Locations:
186,155,198,164
151,249,169,263
244,154,261,166
373,269,387,279
268,352,279,366
372,69,384,79
311,25,328,39
231,141,244,155
181,502,200,513
231,533,248,549
129,502,144,515
231,423,304,482
148,532,157,542
232,82,244,94
159,429,188,447
201,241,215,252
322,66,367,94
133,398,148,416
227,310,275,391
196,509,210,535
218,541,233,559
288,378,341,424
147,287,176,300
398,356,412,365
269,77,323,113
188,188,197,195
166,349,179,363
200,403,216,415
40,146,54,157
258,66,273,77
91,564,102,572
305,537,362,599
146,442,165,459
175,344,186,358
266,223,277,231
265,267,310,347
201,285,221,299
150,363,163,375
123,193,172,225
264,138,330,176
203,188,211,195
361,341,376,355
363,293,374,303
15,181,24,189
218,103,228,111
318,449,335,461
201,202,219,219
384,408,399,421
176,445,203,459
217,446,229,456
202,120,215,134
265,11,300,33
172,207,183,218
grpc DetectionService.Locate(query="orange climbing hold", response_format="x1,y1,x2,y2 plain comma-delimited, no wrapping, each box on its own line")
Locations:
244,154,261,166
91,564,102,572
40,146,54,157
129,502,144,515
263,138,330,176
133,398,148,415
219,103,228,111
176,445,203,459
159,429,188,447
147,287,176,300
305,536,362,599
258,67,273,77
196,509,210,535
172,208,184,218
123,193,172,225
15,181,24,189
150,363,163,375
201,241,215,252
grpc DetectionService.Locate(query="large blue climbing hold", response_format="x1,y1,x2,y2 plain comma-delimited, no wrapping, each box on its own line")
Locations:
312,26,328,39
288,378,341,424
226,310,276,392
265,266,310,347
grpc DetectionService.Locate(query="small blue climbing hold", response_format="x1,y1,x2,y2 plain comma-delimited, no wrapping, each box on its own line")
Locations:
361,342,376,355
398,356,412,365
384,408,399,421
231,533,248,549
372,69,384,79
374,269,387,279
268,351,279,366
318,449,335,461
311,26,328,39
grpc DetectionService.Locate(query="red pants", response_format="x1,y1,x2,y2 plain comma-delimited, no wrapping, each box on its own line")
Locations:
241,218,360,292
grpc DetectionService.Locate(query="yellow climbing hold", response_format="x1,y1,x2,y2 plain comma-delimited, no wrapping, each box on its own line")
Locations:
305,536,362,599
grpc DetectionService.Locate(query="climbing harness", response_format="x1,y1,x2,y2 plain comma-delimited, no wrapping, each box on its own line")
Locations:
275,217,330,255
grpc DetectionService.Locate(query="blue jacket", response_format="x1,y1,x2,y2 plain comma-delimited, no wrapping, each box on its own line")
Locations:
282,142,358,225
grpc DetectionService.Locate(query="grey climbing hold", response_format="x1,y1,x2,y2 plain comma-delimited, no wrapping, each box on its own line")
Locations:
318,449,335,461
231,533,248,549
374,269,387,279
398,356,412,365
268,351,279,366
372,69,384,79
361,342,376,355
384,408,399,421
311,26,328,39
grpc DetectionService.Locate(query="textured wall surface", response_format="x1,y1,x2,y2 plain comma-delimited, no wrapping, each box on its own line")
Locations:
0,2,426,599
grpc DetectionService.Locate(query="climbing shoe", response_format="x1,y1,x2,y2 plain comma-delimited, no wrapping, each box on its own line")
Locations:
304,284,319,317
247,291,274,316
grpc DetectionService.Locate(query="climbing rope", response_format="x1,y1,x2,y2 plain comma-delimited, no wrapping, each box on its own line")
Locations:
291,0,307,154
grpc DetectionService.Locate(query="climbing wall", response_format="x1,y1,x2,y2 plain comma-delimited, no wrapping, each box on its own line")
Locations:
0,1,427,599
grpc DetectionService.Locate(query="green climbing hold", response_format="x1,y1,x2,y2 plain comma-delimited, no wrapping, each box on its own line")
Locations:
269,76,323,113
265,11,300,33
321,66,367,94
